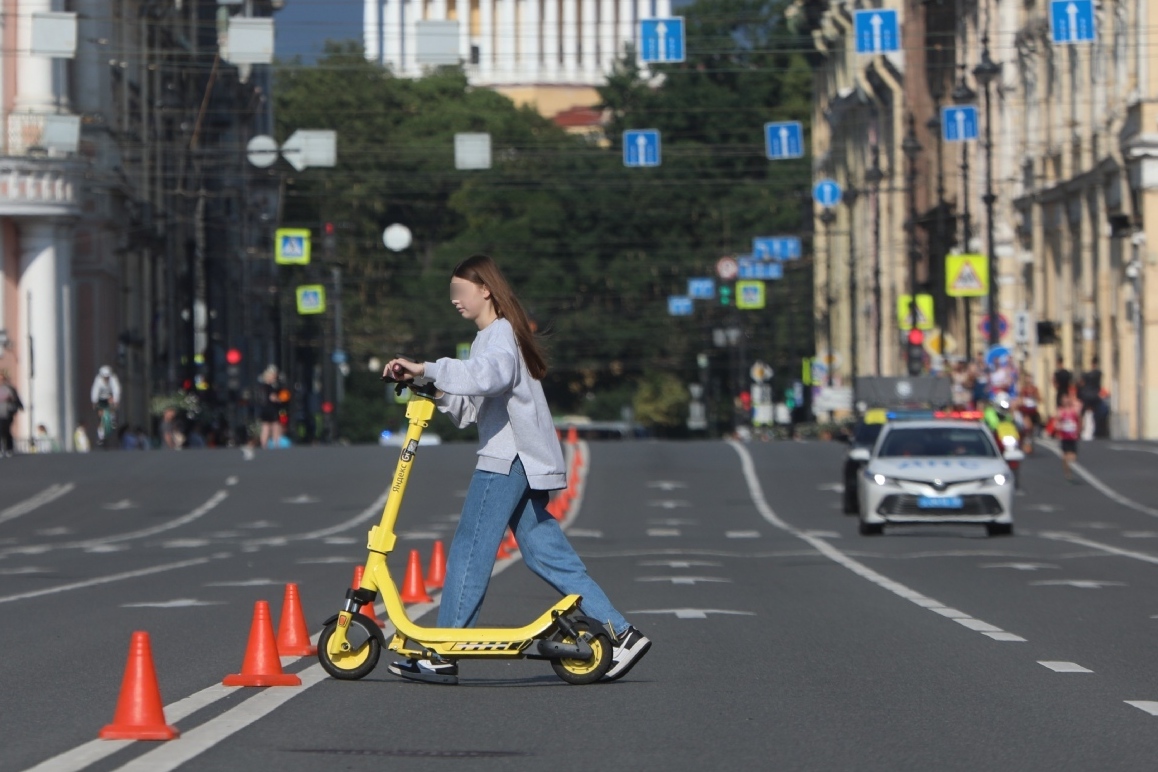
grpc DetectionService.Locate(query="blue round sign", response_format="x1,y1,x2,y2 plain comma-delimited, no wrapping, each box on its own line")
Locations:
813,178,843,208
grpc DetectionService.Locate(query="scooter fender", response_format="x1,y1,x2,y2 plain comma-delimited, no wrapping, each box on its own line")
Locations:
324,612,386,650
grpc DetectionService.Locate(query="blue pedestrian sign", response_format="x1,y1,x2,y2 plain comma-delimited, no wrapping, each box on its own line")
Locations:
668,296,694,316
854,9,899,54
623,129,661,167
737,259,784,281
813,179,842,208
753,236,802,261
941,105,979,142
687,278,715,300
639,17,686,63
764,121,804,160
1050,0,1095,43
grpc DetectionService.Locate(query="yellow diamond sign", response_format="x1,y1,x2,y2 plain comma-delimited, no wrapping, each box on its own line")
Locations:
945,254,988,297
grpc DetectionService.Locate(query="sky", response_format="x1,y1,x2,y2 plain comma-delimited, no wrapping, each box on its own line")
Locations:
274,0,696,63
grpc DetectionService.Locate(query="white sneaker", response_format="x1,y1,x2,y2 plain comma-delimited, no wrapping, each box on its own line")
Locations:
604,626,651,681
387,658,459,685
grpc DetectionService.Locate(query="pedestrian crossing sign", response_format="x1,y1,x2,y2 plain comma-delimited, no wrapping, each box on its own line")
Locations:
897,293,935,331
736,280,766,310
945,254,988,297
295,284,326,315
276,228,311,265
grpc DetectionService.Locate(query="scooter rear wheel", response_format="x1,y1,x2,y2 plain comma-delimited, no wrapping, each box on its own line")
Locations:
318,618,381,680
550,619,612,685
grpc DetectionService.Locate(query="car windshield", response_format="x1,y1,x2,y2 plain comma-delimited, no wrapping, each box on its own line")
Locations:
877,427,996,458
854,422,884,446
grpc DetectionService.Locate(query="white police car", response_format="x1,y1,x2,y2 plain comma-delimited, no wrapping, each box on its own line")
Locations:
855,419,1020,537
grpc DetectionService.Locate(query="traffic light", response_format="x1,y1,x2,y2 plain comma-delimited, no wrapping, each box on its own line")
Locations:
1036,320,1058,345
906,329,925,376
719,284,733,306
225,348,242,391
322,221,336,254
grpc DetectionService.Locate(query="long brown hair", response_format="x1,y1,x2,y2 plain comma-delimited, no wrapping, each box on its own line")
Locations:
452,254,548,379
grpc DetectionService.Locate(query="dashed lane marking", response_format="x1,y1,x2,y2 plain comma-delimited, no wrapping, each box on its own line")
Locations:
1125,701,1158,716
204,579,287,587
648,518,697,526
639,560,722,568
102,500,136,511
981,562,1060,571
629,608,755,619
647,528,681,537
121,599,226,608
647,481,687,491
636,576,732,585
1122,531,1158,539
648,500,690,509
225,476,239,486
0,483,75,526
729,442,1027,643
726,530,761,539
1030,579,1126,589
1039,661,1094,673
566,528,603,538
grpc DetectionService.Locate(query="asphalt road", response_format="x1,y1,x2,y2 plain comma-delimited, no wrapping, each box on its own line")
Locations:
4,436,1158,771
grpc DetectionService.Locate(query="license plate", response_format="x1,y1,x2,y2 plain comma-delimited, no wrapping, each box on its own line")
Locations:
918,496,963,509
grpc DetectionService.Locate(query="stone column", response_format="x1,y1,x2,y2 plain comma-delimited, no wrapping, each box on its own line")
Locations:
17,221,71,445
599,0,616,72
562,0,578,80
431,0,447,19
457,0,471,65
403,0,420,75
365,0,381,63
656,0,670,16
543,0,560,81
479,0,494,79
15,0,56,112
384,0,402,71
498,0,517,81
521,0,540,80
617,0,633,59
580,0,597,79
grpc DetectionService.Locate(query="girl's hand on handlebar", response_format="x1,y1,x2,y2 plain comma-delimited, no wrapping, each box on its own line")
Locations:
383,358,424,382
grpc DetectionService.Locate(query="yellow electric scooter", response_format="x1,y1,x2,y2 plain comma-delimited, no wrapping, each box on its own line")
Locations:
317,377,613,684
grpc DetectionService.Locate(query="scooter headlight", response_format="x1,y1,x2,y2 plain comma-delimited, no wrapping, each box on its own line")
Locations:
1000,435,1019,449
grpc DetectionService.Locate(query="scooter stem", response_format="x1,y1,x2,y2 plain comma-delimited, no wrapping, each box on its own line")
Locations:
366,394,436,557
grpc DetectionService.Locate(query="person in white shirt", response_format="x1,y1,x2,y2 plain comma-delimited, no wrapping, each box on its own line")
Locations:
90,366,122,446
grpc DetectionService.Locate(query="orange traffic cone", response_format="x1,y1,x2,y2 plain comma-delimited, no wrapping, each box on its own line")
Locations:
400,549,433,603
223,600,302,687
567,425,578,445
496,528,519,559
351,566,385,627
276,583,316,657
99,631,179,740
426,540,446,590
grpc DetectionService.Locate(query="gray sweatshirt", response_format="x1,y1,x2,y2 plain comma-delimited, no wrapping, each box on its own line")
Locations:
423,318,566,490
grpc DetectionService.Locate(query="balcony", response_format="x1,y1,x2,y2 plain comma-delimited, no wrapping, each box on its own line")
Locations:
0,156,79,218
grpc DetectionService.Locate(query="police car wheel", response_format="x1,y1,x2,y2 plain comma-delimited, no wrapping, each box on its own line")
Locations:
986,523,1014,537
858,520,883,536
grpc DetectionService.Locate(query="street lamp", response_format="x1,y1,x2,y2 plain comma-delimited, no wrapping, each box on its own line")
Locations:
866,146,884,375
902,115,923,351
953,68,977,359
973,37,1001,348
845,186,860,412
819,207,837,386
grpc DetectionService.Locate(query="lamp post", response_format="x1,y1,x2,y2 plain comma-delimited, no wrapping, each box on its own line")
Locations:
973,38,1001,348
846,186,860,412
952,68,977,359
819,207,837,387
902,115,923,347
866,145,884,375
927,93,948,336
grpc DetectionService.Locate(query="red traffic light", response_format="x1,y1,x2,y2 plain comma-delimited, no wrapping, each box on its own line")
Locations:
324,221,335,235
321,401,333,414
907,329,924,346
225,348,242,365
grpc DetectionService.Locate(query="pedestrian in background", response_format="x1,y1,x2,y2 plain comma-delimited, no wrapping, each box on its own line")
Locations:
1052,355,1073,410
1078,355,1104,440
1054,394,1082,483
73,423,91,453
257,366,283,449
0,372,23,457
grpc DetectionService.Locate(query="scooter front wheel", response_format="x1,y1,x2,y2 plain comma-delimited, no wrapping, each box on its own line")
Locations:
318,618,381,680
550,619,612,685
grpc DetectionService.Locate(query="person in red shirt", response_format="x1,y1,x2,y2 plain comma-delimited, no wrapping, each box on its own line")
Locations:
1054,394,1081,482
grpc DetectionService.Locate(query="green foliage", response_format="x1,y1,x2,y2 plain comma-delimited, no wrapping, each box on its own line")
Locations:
633,371,691,430
275,1,816,424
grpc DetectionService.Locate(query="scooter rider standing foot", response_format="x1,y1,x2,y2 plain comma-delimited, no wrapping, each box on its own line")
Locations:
383,255,650,685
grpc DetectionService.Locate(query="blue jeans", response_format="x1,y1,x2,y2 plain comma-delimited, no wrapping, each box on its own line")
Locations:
436,456,629,637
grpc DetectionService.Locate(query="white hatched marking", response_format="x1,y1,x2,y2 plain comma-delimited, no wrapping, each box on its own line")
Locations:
1038,661,1093,673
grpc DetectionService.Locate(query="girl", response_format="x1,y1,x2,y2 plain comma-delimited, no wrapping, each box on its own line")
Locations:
257,366,283,449
383,255,649,685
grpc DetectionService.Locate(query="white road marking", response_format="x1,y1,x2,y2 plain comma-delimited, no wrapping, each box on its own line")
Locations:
636,576,732,585
84,544,128,554
0,483,75,526
566,528,603,538
241,447,255,461
729,442,1027,643
237,520,277,529
1037,531,1158,567
296,556,360,564
23,441,593,772
648,499,690,509
1039,439,1158,518
225,476,239,486
36,527,72,536
0,556,219,605
1039,661,1093,673
399,531,442,540
208,531,241,538
981,562,1059,571
121,599,226,608
1125,701,1158,716
1030,579,1125,589
322,536,357,545
102,499,136,511
1024,503,1059,512
1071,522,1116,530
647,528,681,537
802,530,841,538
204,579,286,587
648,481,687,491
726,530,761,539
162,539,210,548
628,608,755,619
817,482,844,492
648,517,697,525
0,566,49,575
282,494,319,504
640,560,722,568
1123,531,1158,539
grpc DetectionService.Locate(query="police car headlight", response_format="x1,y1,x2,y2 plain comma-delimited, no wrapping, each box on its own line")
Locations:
978,474,1008,487
992,473,1007,486
870,473,897,486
